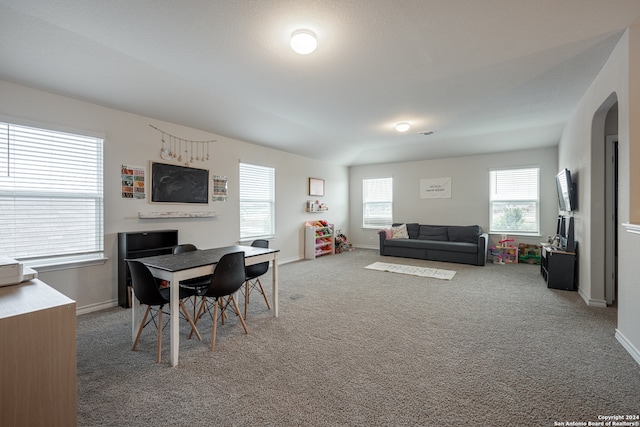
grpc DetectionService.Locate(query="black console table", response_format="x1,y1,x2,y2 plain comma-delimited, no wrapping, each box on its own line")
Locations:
540,244,577,291
117,230,178,307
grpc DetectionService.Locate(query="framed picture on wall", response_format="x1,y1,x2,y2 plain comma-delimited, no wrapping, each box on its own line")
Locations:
309,177,325,196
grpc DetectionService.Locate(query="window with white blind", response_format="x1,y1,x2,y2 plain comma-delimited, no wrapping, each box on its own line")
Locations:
489,167,540,234
0,121,104,266
239,162,275,240
363,177,393,228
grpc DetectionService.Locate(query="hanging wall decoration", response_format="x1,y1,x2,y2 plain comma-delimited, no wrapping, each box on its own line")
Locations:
420,177,452,199
121,164,145,199
149,124,215,166
212,175,228,201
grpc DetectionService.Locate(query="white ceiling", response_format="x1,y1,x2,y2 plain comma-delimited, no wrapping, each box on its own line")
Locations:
1,0,640,166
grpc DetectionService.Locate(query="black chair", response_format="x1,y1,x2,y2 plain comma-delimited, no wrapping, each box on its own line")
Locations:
172,244,212,290
243,239,271,319
192,251,249,351
172,244,211,315
127,260,202,363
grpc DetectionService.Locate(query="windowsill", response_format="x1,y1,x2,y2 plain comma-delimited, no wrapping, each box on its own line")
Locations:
22,255,109,273
622,223,640,235
489,232,541,238
238,235,276,245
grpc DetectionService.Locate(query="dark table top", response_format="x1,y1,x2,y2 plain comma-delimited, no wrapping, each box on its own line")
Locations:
130,245,279,272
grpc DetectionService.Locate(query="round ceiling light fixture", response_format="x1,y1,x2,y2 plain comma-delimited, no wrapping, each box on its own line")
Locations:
395,122,411,133
290,29,317,55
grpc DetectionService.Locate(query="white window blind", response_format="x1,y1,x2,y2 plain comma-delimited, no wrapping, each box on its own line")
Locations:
0,122,104,264
489,167,539,234
363,177,393,228
239,162,275,240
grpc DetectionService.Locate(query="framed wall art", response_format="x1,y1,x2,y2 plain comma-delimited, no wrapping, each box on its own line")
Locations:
212,175,228,201
309,177,325,197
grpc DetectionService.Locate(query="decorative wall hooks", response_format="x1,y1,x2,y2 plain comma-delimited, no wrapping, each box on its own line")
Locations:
149,124,215,166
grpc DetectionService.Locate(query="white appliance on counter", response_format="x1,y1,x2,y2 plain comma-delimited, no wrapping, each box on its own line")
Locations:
0,257,37,287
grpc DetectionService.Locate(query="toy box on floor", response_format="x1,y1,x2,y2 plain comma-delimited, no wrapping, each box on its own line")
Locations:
518,243,541,264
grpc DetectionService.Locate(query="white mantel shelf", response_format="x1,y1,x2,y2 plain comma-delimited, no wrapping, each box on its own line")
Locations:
138,211,217,219
622,223,640,235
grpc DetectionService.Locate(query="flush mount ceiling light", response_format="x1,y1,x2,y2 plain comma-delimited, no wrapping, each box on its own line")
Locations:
395,122,411,133
290,29,317,55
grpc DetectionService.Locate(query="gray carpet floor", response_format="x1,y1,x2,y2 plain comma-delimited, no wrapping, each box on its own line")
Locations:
77,249,640,426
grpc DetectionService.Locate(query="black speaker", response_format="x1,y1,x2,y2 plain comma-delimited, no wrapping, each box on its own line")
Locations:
565,217,575,252
556,215,563,235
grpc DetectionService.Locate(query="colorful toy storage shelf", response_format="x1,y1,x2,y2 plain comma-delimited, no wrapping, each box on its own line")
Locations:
490,238,519,264
304,220,334,259
490,246,519,264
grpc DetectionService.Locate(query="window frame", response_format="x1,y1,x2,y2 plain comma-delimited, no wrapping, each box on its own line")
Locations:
239,162,275,241
362,177,393,229
0,119,105,269
489,166,540,236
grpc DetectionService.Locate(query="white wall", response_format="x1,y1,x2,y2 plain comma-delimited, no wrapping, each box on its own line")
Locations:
348,147,559,249
558,25,640,364
0,80,349,313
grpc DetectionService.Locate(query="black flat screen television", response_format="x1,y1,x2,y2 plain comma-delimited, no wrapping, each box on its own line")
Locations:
555,168,576,212
150,161,209,204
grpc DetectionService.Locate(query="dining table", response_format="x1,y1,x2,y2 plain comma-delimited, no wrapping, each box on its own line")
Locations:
131,245,279,366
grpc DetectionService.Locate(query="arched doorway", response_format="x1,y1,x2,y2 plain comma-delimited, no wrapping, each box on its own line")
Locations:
590,93,618,306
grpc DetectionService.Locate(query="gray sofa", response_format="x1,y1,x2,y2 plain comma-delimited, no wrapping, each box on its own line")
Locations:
379,223,488,266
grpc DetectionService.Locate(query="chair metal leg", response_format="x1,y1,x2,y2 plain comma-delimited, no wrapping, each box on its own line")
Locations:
244,277,271,319
219,299,226,325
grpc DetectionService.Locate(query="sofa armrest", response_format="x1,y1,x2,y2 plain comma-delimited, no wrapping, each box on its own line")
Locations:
478,233,488,266
379,230,388,255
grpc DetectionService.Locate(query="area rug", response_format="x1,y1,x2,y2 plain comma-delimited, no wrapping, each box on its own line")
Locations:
364,262,456,280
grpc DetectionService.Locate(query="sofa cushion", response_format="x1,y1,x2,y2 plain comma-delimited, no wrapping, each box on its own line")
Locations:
405,223,420,239
422,240,478,254
418,225,448,241
447,225,481,243
393,223,419,239
391,223,409,239
384,238,428,249
385,238,477,254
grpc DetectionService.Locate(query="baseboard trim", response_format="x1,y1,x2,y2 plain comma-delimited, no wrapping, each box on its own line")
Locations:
577,287,608,308
354,244,378,250
615,329,640,366
279,256,303,265
76,300,118,315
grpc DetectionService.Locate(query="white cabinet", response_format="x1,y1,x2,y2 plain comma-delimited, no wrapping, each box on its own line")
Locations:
305,221,335,259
